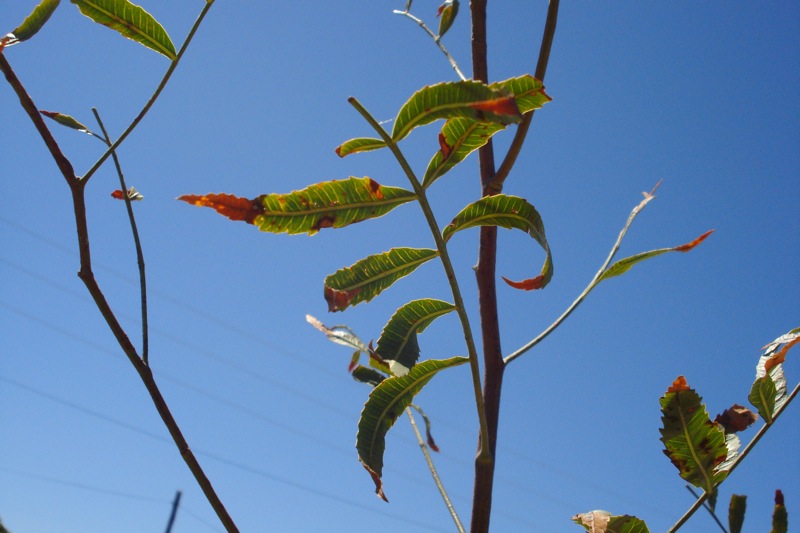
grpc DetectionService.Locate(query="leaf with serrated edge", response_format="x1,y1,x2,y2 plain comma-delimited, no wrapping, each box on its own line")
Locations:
659,376,731,491
8,0,60,44
375,299,456,376
357,356,468,501
391,80,522,143
70,0,176,59
324,248,438,312
443,194,552,290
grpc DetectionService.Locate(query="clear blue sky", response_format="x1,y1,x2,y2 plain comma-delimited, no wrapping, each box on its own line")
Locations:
1,2,798,532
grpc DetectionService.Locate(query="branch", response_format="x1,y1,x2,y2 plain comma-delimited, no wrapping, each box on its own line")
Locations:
393,9,467,81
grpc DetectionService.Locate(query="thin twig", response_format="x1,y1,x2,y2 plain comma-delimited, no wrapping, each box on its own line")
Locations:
81,0,216,183
684,486,728,533
504,182,660,365
393,9,466,81
347,96,491,462
92,108,149,365
668,380,800,532
406,407,465,533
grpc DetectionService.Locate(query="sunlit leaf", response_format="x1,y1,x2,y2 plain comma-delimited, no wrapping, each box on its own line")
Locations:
443,194,552,290
422,75,551,187
597,230,714,282
335,137,385,158
375,299,456,376
357,356,468,501
6,0,61,45
572,511,650,533
70,0,176,60
436,0,459,39
659,376,732,492
40,110,92,134
179,177,415,236
749,327,798,424
728,494,746,533
324,248,438,312
391,79,523,143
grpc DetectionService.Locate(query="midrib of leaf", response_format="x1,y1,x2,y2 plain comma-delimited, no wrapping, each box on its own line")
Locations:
427,120,483,181
81,0,172,58
260,197,413,217
755,381,774,424
367,375,436,457
676,397,714,492
390,307,453,358
335,251,438,292
395,101,498,141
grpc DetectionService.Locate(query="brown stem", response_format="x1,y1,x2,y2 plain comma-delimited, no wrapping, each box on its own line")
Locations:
2,51,239,533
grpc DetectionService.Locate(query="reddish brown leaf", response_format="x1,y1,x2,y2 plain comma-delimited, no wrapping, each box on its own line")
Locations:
468,95,521,118
776,489,784,506
324,285,361,313
715,404,758,433
366,178,384,200
111,190,125,200
361,463,388,502
426,432,440,452
501,274,545,291
674,230,714,252
437,132,453,159
668,375,690,393
765,336,800,373
178,193,264,224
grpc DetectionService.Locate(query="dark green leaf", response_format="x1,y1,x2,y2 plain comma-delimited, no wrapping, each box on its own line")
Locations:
728,494,746,533
375,299,456,376
443,194,552,290
324,248,438,312
357,356,468,501
659,376,732,492
352,365,387,387
70,0,176,59
9,0,61,43
179,177,415,236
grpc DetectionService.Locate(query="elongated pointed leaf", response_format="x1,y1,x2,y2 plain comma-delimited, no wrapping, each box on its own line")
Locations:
357,356,468,501
7,0,60,44
324,248,438,312
422,75,551,187
728,494,747,533
598,230,713,282
335,137,385,158
444,194,552,290
391,79,523,143
70,0,176,60
40,110,93,134
659,376,732,492
748,327,799,423
179,177,415,236
572,511,651,533
375,299,456,376
772,490,788,533
436,0,459,39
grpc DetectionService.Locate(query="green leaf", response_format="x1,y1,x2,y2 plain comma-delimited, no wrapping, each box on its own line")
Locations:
659,376,732,492
772,490,787,533
8,0,61,43
436,0,459,39
748,327,798,423
391,79,523,143
572,511,651,533
352,365,386,387
422,75,551,187
728,494,747,533
179,177,415,236
335,137,385,158
70,0,176,60
597,230,714,283
443,194,553,290
39,110,93,134
375,299,456,376
324,248,438,312
357,356,468,501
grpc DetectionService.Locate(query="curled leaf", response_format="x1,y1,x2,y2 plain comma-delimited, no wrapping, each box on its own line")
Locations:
714,404,758,434
111,186,143,201
178,193,264,223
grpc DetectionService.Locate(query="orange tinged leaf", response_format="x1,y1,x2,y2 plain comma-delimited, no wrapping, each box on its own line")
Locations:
668,375,690,393
437,132,453,159
178,193,264,224
468,95,521,118
765,336,799,373
111,190,125,200
674,230,714,252
324,285,361,313
501,274,545,291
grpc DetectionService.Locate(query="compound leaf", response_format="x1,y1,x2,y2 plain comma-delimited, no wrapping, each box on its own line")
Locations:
324,248,438,312
357,356,468,501
70,0,176,59
443,194,552,290
179,177,415,236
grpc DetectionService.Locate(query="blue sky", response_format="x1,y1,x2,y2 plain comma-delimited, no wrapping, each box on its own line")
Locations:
1,2,798,532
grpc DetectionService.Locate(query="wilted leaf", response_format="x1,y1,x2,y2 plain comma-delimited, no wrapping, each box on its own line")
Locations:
436,0,459,39
357,356,468,501
111,186,143,201
324,248,438,312
306,314,369,353
749,327,798,424
40,110,92,134
6,0,61,45
70,0,176,60
443,194,552,290
598,230,713,282
660,376,732,491
374,299,456,376
179,177,415,235
728,494,747,533
715,404,758,433
572,512,650,533
410,404,439,452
